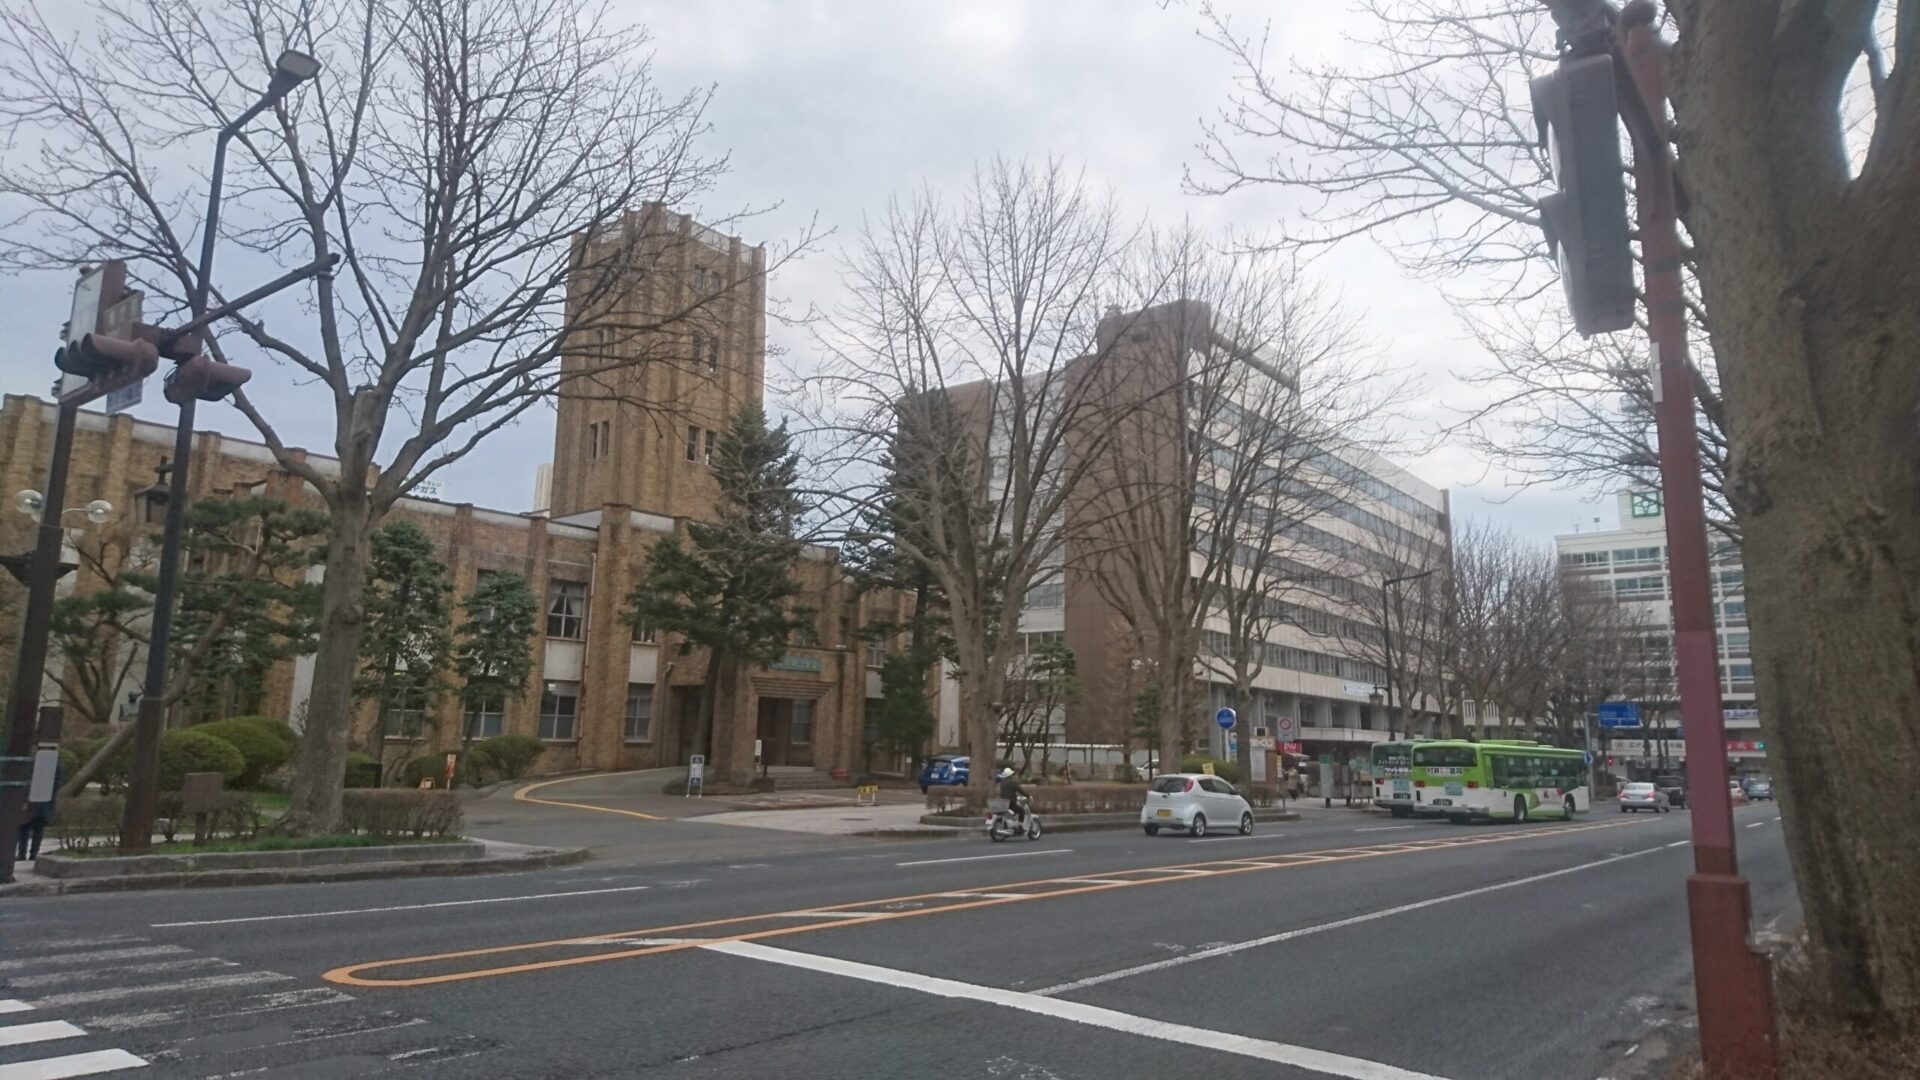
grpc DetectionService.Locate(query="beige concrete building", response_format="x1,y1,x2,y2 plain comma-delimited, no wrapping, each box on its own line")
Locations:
1,208,906,785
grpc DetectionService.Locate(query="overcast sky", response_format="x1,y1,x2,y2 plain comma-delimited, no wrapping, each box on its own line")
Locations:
0,0,1629,543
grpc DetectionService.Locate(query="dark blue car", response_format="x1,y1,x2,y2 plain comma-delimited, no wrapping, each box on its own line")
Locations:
918,754,969,793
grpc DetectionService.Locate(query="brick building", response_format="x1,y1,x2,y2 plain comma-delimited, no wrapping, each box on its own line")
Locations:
1,209,912,785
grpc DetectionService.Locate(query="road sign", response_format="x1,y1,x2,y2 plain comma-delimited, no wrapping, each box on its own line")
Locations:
104,380,142,414
1215,707,1236,730
1275,716,1296,740
1598,702,1643,728
1227,731,1238,757
686,754,705,798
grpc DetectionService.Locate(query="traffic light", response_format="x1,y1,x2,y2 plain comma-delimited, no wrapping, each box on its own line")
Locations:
164,354,252,404
1530,53,1636,336
54,333,159,383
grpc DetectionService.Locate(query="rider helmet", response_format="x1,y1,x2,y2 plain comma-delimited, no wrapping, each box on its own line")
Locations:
998,767,1014,780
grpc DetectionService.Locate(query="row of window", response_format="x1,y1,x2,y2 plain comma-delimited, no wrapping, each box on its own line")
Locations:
1198,629,1387,686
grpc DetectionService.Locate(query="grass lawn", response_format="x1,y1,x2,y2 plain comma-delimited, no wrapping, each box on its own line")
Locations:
61,833,464,857
252,791,291,817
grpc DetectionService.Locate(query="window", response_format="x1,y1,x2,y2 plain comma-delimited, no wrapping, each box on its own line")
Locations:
865,632,888,668
539,681,579,741
1023,580,1065,610
588,420,611,459
624,684,653,743
692,268,710,294
631,616,657,644
1723,632,1750,658
384,701,426,740
546,580,587,640
790,699,813,745
791,617,819,647
692,332,707,369
704,429,716,464
706,337,720,373
686,425,701,462
464,696,504,739
1722,600,1747,620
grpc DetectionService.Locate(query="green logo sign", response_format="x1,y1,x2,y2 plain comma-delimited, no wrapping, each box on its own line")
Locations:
1629,491,1663,518
768,655,823,674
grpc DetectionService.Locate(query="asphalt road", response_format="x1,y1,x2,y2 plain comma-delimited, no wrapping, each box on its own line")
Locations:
2,800,1799,1080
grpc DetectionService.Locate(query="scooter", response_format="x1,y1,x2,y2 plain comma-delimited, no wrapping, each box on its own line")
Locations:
985,797,1042,842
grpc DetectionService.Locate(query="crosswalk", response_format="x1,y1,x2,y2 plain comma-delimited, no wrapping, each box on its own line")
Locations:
0,934,497,1078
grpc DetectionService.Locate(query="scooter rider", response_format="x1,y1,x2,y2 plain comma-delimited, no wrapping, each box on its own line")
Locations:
997,767,1031,825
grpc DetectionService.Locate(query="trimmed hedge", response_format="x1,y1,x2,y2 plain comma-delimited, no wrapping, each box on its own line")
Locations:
51,795,123,850
928,783,1151,815
399,753,469,789
340,789,463,839
471,734,545,781
154,790,264,843
344,752,380,789
1180,756,1240,784
159,729,245,791
192,720,290,788
226,715,298,753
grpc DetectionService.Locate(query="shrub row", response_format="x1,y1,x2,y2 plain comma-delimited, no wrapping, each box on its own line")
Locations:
927,783,1153,815
50,795,124,850
394,735,545,789
339,789,463,839
63,715,298,795
154,790,265,843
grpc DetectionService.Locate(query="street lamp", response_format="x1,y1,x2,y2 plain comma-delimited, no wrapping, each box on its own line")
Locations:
119,48,321,853
1380,568,1436,741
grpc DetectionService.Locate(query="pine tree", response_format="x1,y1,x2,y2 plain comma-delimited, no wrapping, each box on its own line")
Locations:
453,571,538,775
629,405,810,763
355,520,453,780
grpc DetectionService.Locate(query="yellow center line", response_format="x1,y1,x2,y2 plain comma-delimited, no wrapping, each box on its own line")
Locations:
324,818,1645,989
513,773,668,821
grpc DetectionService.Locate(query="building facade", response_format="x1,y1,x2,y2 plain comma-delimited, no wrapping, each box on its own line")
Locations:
1,208,915,785
1553,490,1759,768
933,301,1454,768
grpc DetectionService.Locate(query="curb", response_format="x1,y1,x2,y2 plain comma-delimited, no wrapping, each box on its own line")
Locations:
883,809,1302,839
0,846,589,897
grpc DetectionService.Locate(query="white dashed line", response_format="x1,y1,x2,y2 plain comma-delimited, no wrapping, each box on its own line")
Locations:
895,849,1073,867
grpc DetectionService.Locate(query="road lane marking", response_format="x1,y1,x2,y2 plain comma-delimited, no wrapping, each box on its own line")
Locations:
327,818,1645,989
0,948,187,972
513,772,667,821
1745,821,1767,829
1356,826,1417,832
0,1049,148,1078
938,892,1028,899
81,988,353,1033
29,972,291,1010
1036,844,1665,996
704,940,1450,1080
1183,834,1290,843
0,1002,34,1015
0,1022,86,1048
7,958,236,989
150,885,653,927
894,849,1073,867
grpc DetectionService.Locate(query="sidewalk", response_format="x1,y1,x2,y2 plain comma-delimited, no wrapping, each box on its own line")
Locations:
697,802,958,837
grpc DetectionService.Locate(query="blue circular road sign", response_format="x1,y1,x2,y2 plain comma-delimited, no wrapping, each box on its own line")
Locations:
1216,707,1236,730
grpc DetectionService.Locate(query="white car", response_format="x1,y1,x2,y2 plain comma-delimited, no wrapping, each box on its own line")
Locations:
1141,774,1254,837
1620,781,1671,813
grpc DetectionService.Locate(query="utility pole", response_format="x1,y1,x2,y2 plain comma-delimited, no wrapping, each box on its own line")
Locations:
1616,4,1775,1073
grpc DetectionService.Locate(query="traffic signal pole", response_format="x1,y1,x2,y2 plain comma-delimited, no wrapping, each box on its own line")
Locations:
1616,3,1776,1075
0,400,79,885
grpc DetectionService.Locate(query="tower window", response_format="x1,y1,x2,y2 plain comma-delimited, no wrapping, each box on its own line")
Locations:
588,420,611,459
686,425,702,462
704,429,715,464
707,337,720,373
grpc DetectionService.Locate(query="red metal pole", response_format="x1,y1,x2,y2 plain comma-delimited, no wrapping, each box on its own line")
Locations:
1617,4,1776,1076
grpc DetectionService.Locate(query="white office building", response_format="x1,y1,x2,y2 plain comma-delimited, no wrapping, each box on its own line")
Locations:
1554,491,1762,767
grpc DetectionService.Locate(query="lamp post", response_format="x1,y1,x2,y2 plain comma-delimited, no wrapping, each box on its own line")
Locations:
1380,568,1436,741
119,49,320,853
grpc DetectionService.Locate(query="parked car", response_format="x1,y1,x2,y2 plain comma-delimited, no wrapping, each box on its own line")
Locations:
1141,773,1254,837
1729,781,1749,805
1746,779,1774,801
1619,782,1671,813
1653,774,1688,809
918,755,969,793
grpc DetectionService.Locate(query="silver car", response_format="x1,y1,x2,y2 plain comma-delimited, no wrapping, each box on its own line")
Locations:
1619,781,1671,813
1141,774,1254,837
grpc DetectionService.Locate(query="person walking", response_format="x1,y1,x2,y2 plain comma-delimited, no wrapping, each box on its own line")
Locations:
14,764,58,863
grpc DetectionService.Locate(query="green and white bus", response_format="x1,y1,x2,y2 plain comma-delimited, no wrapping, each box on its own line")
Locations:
1370,740,1438,818
1410,739,1590,823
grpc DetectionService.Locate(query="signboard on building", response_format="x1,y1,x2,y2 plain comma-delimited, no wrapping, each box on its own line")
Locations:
1341,681,1374,699
1274,716,1297,741
1725,740,1768,752
1722,708,1759,721
769,655,823,674
1598,702,1643,728
411,478,444,500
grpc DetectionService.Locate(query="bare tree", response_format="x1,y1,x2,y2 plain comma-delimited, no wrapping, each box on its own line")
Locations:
1079,226,1397,782
810,158,1153,796
0,0,806,832
1189,0,1734,531
1334,518,1459,740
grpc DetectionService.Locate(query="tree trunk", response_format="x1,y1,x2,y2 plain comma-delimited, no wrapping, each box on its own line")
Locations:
284,496,373,835
1666,10,1920,1023
692,647,725,769
1232,674,1254,787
